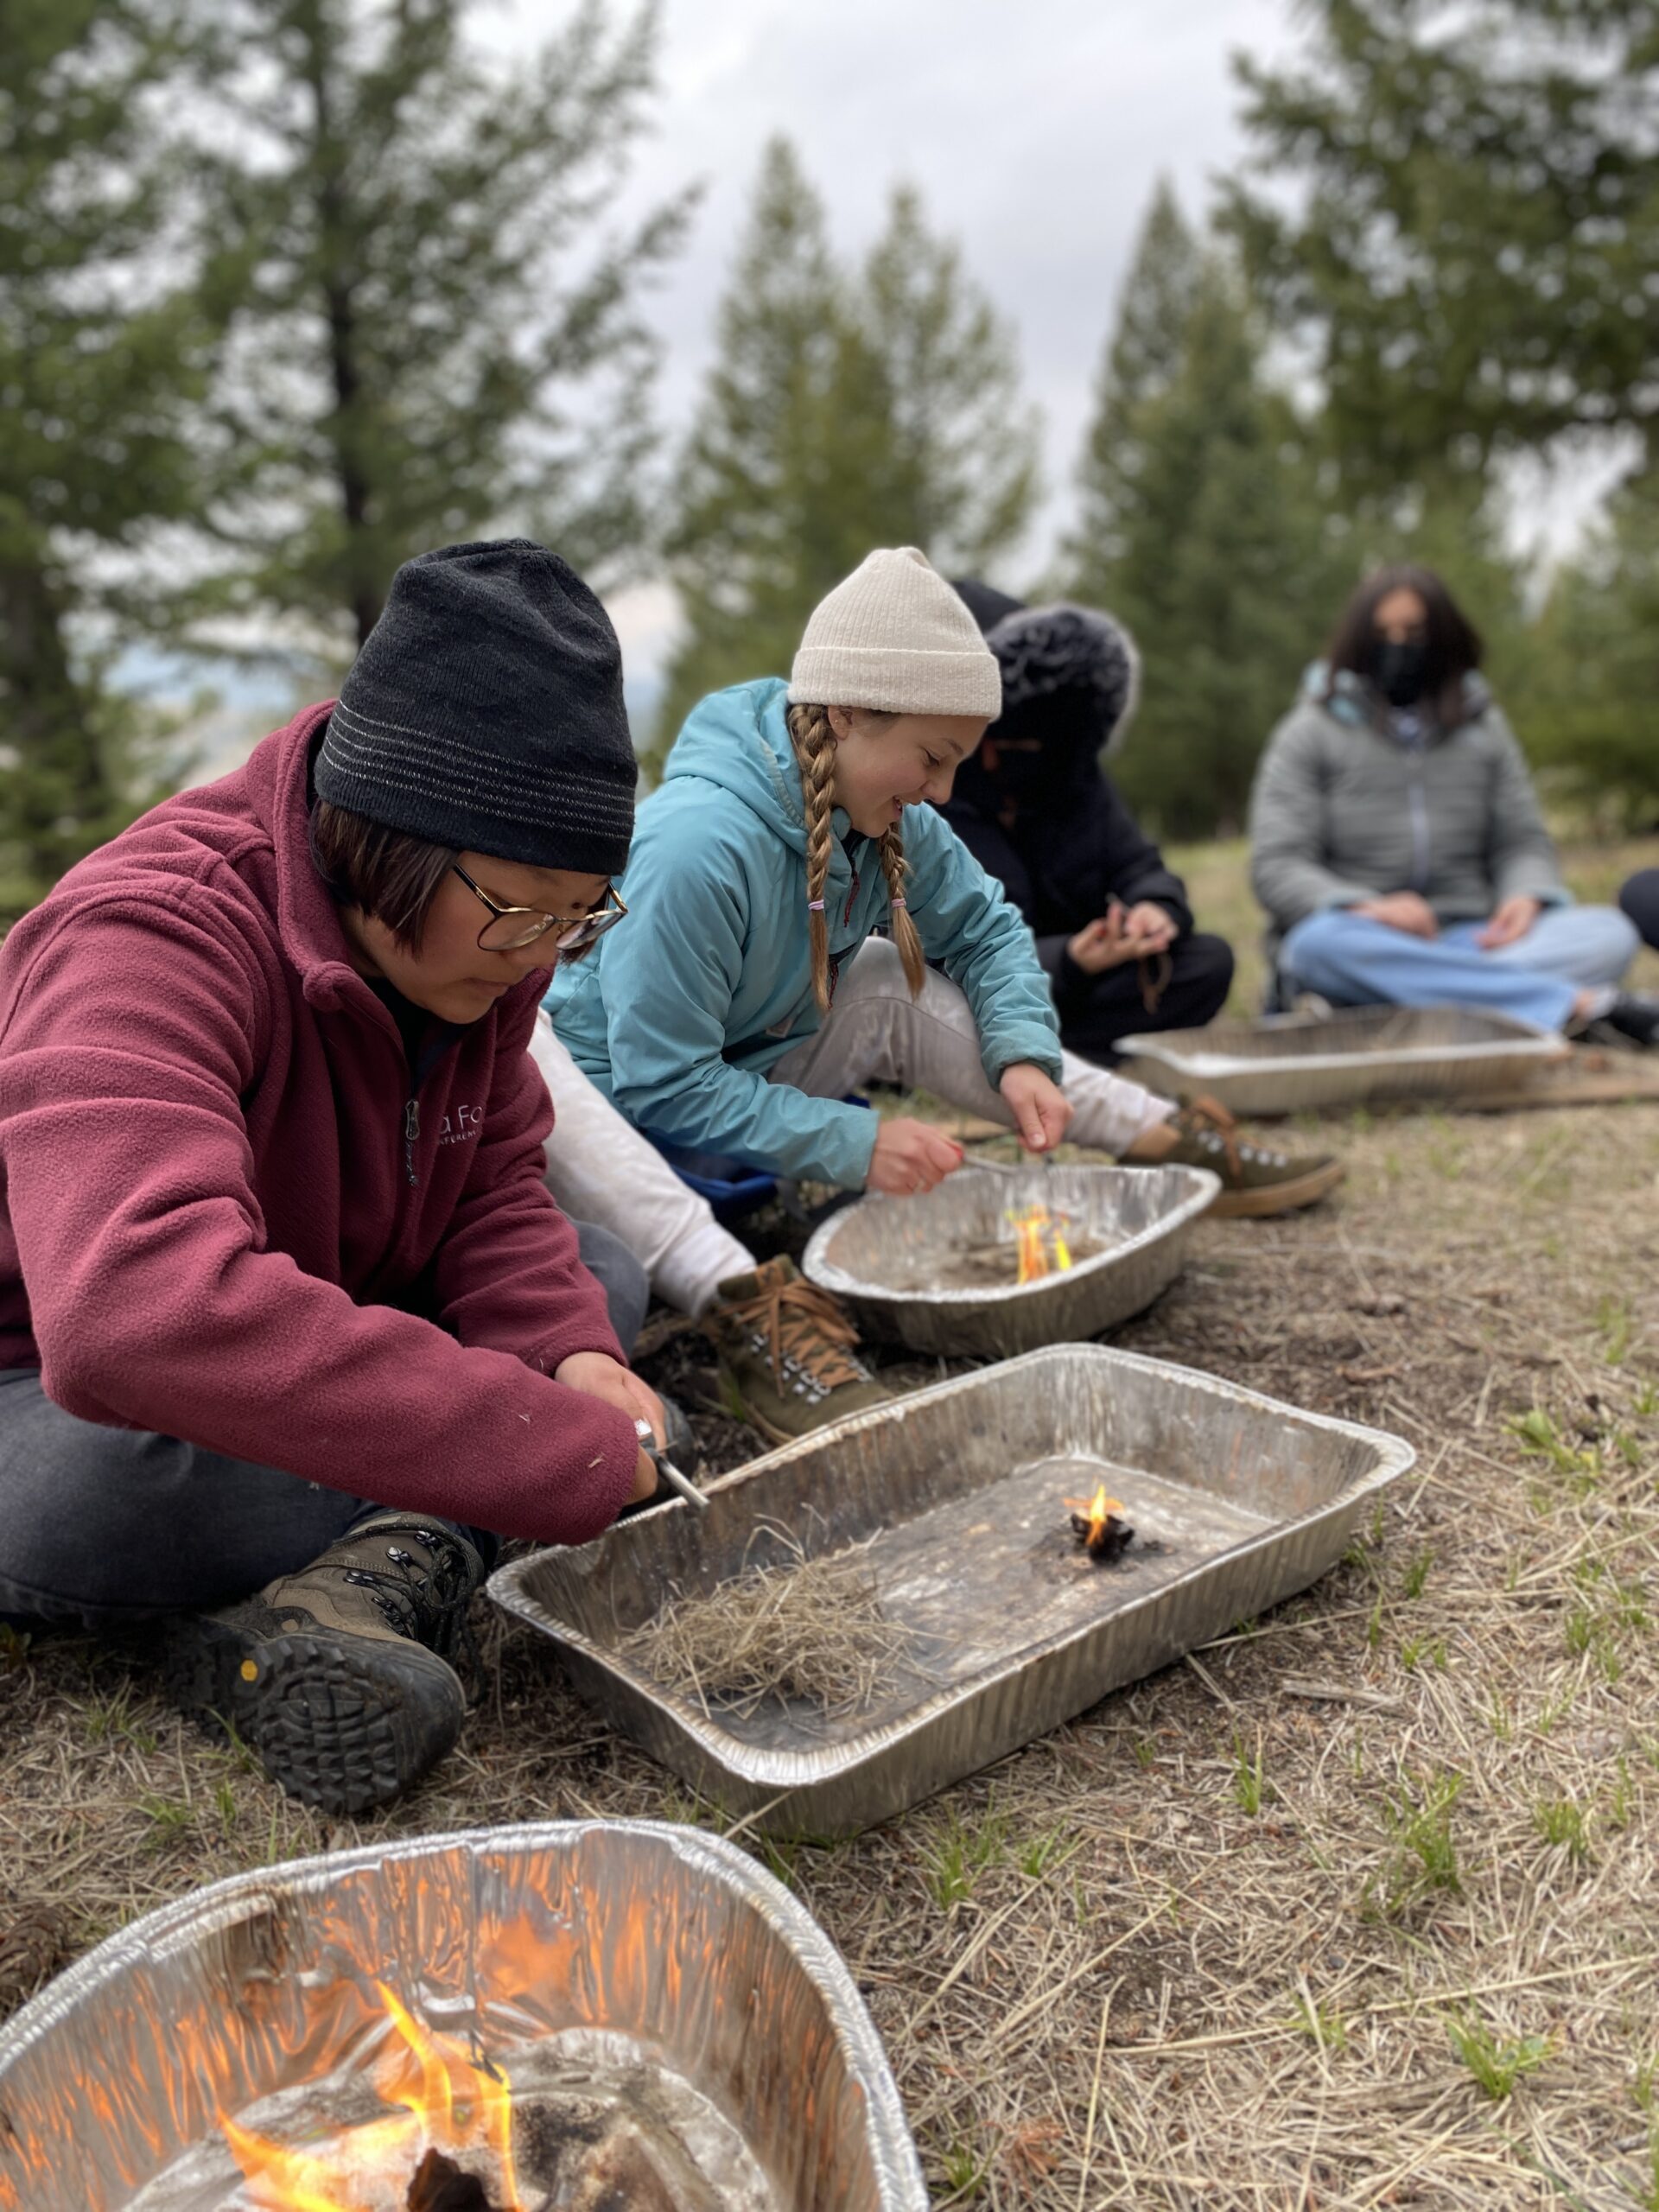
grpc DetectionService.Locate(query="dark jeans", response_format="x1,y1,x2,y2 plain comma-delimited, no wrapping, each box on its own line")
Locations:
1059,931,1235,1064
0,1220,647,1630
1619,868,1659,954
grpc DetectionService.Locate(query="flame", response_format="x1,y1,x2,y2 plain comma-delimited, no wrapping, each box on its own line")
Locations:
1064,1483,1125,1547
220,1980,523,2211
1009,1202,1074,1285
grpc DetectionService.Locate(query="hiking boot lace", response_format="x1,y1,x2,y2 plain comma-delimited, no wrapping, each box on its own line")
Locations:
714,1273,869,1390
339,1522,478,1665
1171,1096,1289,1173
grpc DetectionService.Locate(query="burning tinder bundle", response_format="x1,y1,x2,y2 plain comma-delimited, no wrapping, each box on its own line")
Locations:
1065,1483,1136,1562
622,1530,916,1721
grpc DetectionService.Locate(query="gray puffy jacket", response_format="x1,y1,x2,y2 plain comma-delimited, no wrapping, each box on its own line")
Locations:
1249,665,1567,940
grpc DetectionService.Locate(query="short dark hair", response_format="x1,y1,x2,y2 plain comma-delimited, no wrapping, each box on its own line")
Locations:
309,800,459,953
1325,563,1484,725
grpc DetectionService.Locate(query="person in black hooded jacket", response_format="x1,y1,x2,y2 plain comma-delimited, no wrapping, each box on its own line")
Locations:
944,582,1236,1063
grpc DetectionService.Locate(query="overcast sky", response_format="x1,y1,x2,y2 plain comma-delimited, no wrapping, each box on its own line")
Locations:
483,0,1300,682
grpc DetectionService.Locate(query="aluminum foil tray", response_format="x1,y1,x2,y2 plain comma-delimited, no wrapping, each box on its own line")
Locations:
1116,1003,1565,1116
491,1347,1413,1840
800,1162,1219,1357
0,1821,926,2212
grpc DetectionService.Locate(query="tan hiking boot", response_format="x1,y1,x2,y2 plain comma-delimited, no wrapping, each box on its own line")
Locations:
164,1514,485,1815
1152,1096,1344,1218
704,1255,892,1444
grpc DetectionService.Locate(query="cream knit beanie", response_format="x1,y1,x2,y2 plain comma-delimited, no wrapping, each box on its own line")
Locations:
789,546,1003,718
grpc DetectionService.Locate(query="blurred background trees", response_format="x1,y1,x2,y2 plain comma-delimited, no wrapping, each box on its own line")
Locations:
3,0,1656,909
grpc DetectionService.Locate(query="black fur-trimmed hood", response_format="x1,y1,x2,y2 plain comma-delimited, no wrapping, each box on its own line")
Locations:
985,601,1141,758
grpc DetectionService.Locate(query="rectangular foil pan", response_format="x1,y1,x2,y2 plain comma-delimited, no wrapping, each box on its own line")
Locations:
0,1821,926,2212
1116,1003,1564,1117
800,1162,1220,1357
490,1347,1414,1840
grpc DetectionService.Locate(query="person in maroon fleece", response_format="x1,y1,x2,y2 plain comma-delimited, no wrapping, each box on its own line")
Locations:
0,540,667,1814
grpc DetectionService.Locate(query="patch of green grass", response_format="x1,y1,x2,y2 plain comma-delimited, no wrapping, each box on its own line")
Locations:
925,1803,1007,1910
1509,1408,1600,1493
1446,2008,1552,2100
1015,1827,1073,1879
1533,1795,1592,1862
937,2139,988,2200
1374,1771,1464,1914
1289,1991,1350,2053
1132,1733,1157,1769
1231,1727,1269,1816
1400,1633,1447,1672
1401,1548,1434,1600
1633,1381,1659,1418
1597,1293,1635,1367
137,1790,195,1847
0,1622,30,1672
79,1681,159,1754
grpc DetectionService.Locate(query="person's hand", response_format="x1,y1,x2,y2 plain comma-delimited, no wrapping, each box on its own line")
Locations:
1476,895,1543,950
1352,892,1440,938
1067,907,1138,973
1120,900,1178,954
868,1117,965,1196
1000,1063,1073,1153
555,1350,664,1499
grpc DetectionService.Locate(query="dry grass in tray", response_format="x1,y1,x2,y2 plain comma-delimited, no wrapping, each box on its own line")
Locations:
620,1526,916,1721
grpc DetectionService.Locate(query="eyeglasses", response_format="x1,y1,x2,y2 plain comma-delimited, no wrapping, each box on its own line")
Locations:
452,864,629,954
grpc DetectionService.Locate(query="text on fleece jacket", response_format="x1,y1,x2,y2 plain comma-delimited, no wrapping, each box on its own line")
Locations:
545,677,1064,1187
0,702,641,1546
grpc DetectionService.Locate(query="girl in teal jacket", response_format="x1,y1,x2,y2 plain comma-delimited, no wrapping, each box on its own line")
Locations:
545,549,1340,1441
549,550,1172,1195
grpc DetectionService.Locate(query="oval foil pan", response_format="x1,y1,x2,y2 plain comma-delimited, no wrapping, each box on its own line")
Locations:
801,1161,1219,1357
0,1821,927,2212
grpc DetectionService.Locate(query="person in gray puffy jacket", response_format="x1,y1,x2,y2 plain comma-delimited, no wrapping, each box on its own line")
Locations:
1249,565,1656,1045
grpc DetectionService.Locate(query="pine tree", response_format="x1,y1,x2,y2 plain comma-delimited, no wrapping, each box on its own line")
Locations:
1065,178,1204,598
653,140,871,749
0,1,218,917
1527,472,1659,827
655,144,1039,755
194,0,690,658
860,184,1040,575
1071,248,1352,840
1224,1,1659,487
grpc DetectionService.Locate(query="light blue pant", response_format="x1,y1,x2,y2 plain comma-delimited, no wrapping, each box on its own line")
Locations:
1280,904,1638,1033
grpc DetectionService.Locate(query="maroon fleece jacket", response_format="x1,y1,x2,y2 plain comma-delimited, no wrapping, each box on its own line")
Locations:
0,702,641,1543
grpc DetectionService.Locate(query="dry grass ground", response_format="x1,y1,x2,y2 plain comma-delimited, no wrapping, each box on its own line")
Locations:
3,839,1659,2209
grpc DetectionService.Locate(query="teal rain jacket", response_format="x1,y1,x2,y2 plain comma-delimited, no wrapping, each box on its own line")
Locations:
545,678,1062,1188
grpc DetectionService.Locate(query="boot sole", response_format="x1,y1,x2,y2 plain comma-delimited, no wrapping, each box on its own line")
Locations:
1209,1160,1346,1219
163,1617,465,1816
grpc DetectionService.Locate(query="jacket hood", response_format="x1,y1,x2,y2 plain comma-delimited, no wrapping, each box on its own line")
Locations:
660,677,852,857
950,602,1140,819
1300,660,1493,733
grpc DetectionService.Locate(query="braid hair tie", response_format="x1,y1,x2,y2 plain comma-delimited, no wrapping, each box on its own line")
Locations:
806,898,826,912
889,896,907,911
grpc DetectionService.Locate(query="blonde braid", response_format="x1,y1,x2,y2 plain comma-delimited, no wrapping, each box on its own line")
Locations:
786,701,839,1012
877,823,926,999
788,699,927,1011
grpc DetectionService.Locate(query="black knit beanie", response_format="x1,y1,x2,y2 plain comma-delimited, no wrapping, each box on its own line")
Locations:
316,538,638,876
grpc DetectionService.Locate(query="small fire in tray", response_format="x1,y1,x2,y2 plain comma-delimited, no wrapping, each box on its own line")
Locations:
220,1980,521,2211
1065,1482,1135,1562
1009,1201,1073,1285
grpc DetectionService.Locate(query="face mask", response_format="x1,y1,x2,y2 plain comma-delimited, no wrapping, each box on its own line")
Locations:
1371,637,1429,707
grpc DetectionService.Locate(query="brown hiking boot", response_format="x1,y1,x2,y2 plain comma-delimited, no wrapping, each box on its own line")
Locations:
1154,1096,1344,1218
164,1514,485,1815
704,1255,892,1444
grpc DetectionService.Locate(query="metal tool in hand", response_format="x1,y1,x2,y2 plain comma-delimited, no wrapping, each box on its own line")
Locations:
634,1419,711,1510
